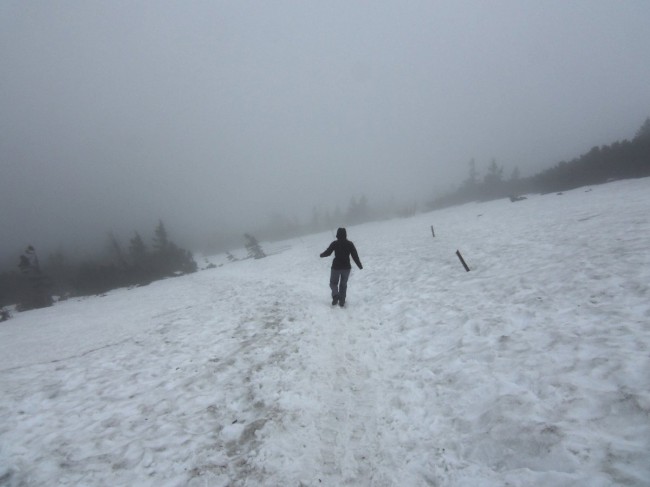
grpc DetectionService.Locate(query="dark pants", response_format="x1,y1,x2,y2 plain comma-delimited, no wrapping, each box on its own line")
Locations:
330,269,351,300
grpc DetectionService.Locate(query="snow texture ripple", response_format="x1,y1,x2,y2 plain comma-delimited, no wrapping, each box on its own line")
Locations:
1,178,649,486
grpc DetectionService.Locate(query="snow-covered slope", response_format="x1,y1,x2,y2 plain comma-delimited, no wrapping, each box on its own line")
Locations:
1,178,649,486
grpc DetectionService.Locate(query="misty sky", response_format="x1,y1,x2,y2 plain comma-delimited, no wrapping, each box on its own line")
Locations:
1,1,649,260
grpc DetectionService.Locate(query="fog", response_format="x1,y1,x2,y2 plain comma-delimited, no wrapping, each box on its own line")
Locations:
2,1,649,264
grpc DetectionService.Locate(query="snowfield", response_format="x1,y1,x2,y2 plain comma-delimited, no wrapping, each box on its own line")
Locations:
1,178,649,486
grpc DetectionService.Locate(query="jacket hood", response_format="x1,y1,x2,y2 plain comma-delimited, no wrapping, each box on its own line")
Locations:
336,227,347,240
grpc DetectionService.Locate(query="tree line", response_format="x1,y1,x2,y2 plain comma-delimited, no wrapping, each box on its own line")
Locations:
0,221,197,311
5,118,647,313
429,117,650,210
0,197,396,312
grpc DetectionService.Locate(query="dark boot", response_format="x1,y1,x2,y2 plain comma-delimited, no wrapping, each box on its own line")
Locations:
338,298,345,307
332,295,339,306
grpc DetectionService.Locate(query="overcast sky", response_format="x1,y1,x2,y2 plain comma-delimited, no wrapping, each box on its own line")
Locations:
1,1,649,261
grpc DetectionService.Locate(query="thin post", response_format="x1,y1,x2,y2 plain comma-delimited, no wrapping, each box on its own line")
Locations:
430,225,435,238
456,250,470,272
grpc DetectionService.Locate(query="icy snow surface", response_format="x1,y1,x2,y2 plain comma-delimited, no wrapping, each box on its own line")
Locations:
1,178,649,486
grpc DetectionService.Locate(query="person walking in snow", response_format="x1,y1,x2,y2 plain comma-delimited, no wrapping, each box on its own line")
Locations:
320,227,363,307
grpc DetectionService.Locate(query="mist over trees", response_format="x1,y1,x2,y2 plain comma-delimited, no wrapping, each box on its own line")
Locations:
73,221,197,296
0,221,197,308
429,118,650,210
250,194,408,244
2,118,648,311
531,118,650,193
16,246,53,311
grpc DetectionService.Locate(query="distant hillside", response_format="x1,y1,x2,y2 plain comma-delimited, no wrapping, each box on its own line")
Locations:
430,117,650,210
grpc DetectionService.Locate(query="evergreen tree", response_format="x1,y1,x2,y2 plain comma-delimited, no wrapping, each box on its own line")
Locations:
481,159,505,199
149,222,197,277
484,159,503,185
634,117,650,140
510,166,520,182
16,246,53,311
464,158,478,188
244,233,266,259
129,233,148,263
127,232,151,284
108,233,127,268
346,195,370,225
44,249,74,298
152,220,169,251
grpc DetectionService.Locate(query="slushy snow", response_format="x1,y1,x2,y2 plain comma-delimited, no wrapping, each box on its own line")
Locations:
1,178,649,486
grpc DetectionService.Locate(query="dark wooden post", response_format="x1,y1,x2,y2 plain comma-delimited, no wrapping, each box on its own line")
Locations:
456,250,470,272
430,225,435,238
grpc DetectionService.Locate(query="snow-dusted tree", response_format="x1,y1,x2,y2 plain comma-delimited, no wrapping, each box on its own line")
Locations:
147,221,197,277
244,233,266,259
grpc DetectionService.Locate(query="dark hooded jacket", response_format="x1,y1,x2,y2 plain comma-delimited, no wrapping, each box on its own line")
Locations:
320,228,363,270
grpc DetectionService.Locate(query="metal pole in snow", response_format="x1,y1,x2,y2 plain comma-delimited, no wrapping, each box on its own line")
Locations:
456,250,470,272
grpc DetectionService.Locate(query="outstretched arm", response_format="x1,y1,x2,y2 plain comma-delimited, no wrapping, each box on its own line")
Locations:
351,244,363,269
320,242,335,258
